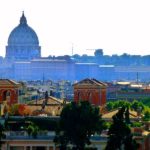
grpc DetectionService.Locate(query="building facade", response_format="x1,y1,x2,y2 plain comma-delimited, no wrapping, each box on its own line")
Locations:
0,79,20,105
73,78,107,106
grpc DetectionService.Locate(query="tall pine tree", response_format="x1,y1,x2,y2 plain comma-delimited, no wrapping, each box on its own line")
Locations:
54,101,104,150
105,106,139,150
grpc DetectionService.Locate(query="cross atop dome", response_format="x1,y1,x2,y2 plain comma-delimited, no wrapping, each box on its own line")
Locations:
20,11,27,25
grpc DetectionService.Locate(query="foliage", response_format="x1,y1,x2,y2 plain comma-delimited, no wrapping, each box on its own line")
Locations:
0,120,6,149
106,102,114,111
103,122,112,130
106,100,150,121
106,100,146,112
27,117,58,131
143,105,150,112
84,148,97,150
26,122,39,138
105,106,139,150
8,104,19,116
54,101,104,150
5,116,59,132
140,98,150,107
8,104,31,116
131,100,144,112
18,104,26,115
131,122,143,127
143,110,150,121
106,100,131,111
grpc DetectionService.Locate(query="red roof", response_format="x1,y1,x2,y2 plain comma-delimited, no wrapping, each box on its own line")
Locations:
0,79,20,87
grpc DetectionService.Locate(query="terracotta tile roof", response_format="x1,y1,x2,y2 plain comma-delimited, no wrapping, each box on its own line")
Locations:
27,105,63,116
27,96,68,116
30,96,66,105
102,109,138,119
73,78,107,87
0,79,20,87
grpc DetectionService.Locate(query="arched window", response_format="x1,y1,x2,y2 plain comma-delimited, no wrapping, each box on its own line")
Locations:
78,92,82,101
2,91,11,101
88,92,92,103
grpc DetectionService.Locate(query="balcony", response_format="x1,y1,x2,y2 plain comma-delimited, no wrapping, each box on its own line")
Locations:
4,131,55,140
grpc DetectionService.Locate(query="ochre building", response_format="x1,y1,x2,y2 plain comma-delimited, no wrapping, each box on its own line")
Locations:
0,79,20,105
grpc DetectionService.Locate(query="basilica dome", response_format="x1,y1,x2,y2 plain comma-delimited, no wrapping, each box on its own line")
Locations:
8,12,39,46
6,12,41,60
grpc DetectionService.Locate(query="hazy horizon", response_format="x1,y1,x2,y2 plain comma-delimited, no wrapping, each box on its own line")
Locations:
0,0,150,57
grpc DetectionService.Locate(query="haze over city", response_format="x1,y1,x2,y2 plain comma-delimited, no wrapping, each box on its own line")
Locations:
0,0,150,57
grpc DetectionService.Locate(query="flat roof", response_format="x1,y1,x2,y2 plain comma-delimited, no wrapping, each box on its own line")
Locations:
99,65,115,67
75,63,97,65
31,59,67,62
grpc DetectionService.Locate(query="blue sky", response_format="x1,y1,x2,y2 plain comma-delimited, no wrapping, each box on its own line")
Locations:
0,0,150,57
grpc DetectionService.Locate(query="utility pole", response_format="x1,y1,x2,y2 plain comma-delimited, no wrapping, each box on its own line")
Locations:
137,72,139,84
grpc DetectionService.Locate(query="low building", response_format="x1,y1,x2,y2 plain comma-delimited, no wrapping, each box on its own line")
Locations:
0,116,107,150
107,82,150,101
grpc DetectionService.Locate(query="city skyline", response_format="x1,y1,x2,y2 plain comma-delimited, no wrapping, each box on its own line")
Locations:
0,0,150,57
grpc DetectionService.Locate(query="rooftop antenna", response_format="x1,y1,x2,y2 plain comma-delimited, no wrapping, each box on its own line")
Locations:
42,73,45,84
86,49,96,56
137,72,139,84
72,43,74,56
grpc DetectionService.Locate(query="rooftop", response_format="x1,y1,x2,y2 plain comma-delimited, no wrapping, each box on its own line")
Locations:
102,109,138,119
0,79,20,87
73,78,107,87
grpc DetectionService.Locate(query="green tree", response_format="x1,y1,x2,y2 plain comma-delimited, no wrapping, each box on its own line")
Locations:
106,100,131,111
106,102,114,111
105,106,139,150
26,122,39,138
8,104,19,116
143,110,150,121
54,101,104,150
131,100,144,112
140,98,150,107
114,100,130,109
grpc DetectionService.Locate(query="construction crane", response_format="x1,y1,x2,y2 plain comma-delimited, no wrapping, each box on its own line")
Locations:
86,49,103,56
86,49,97,51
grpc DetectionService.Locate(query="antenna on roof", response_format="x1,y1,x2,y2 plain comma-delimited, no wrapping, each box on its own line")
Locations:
137,72,139,84
86,49,96,51
42,73,45,84
72,43,74,56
